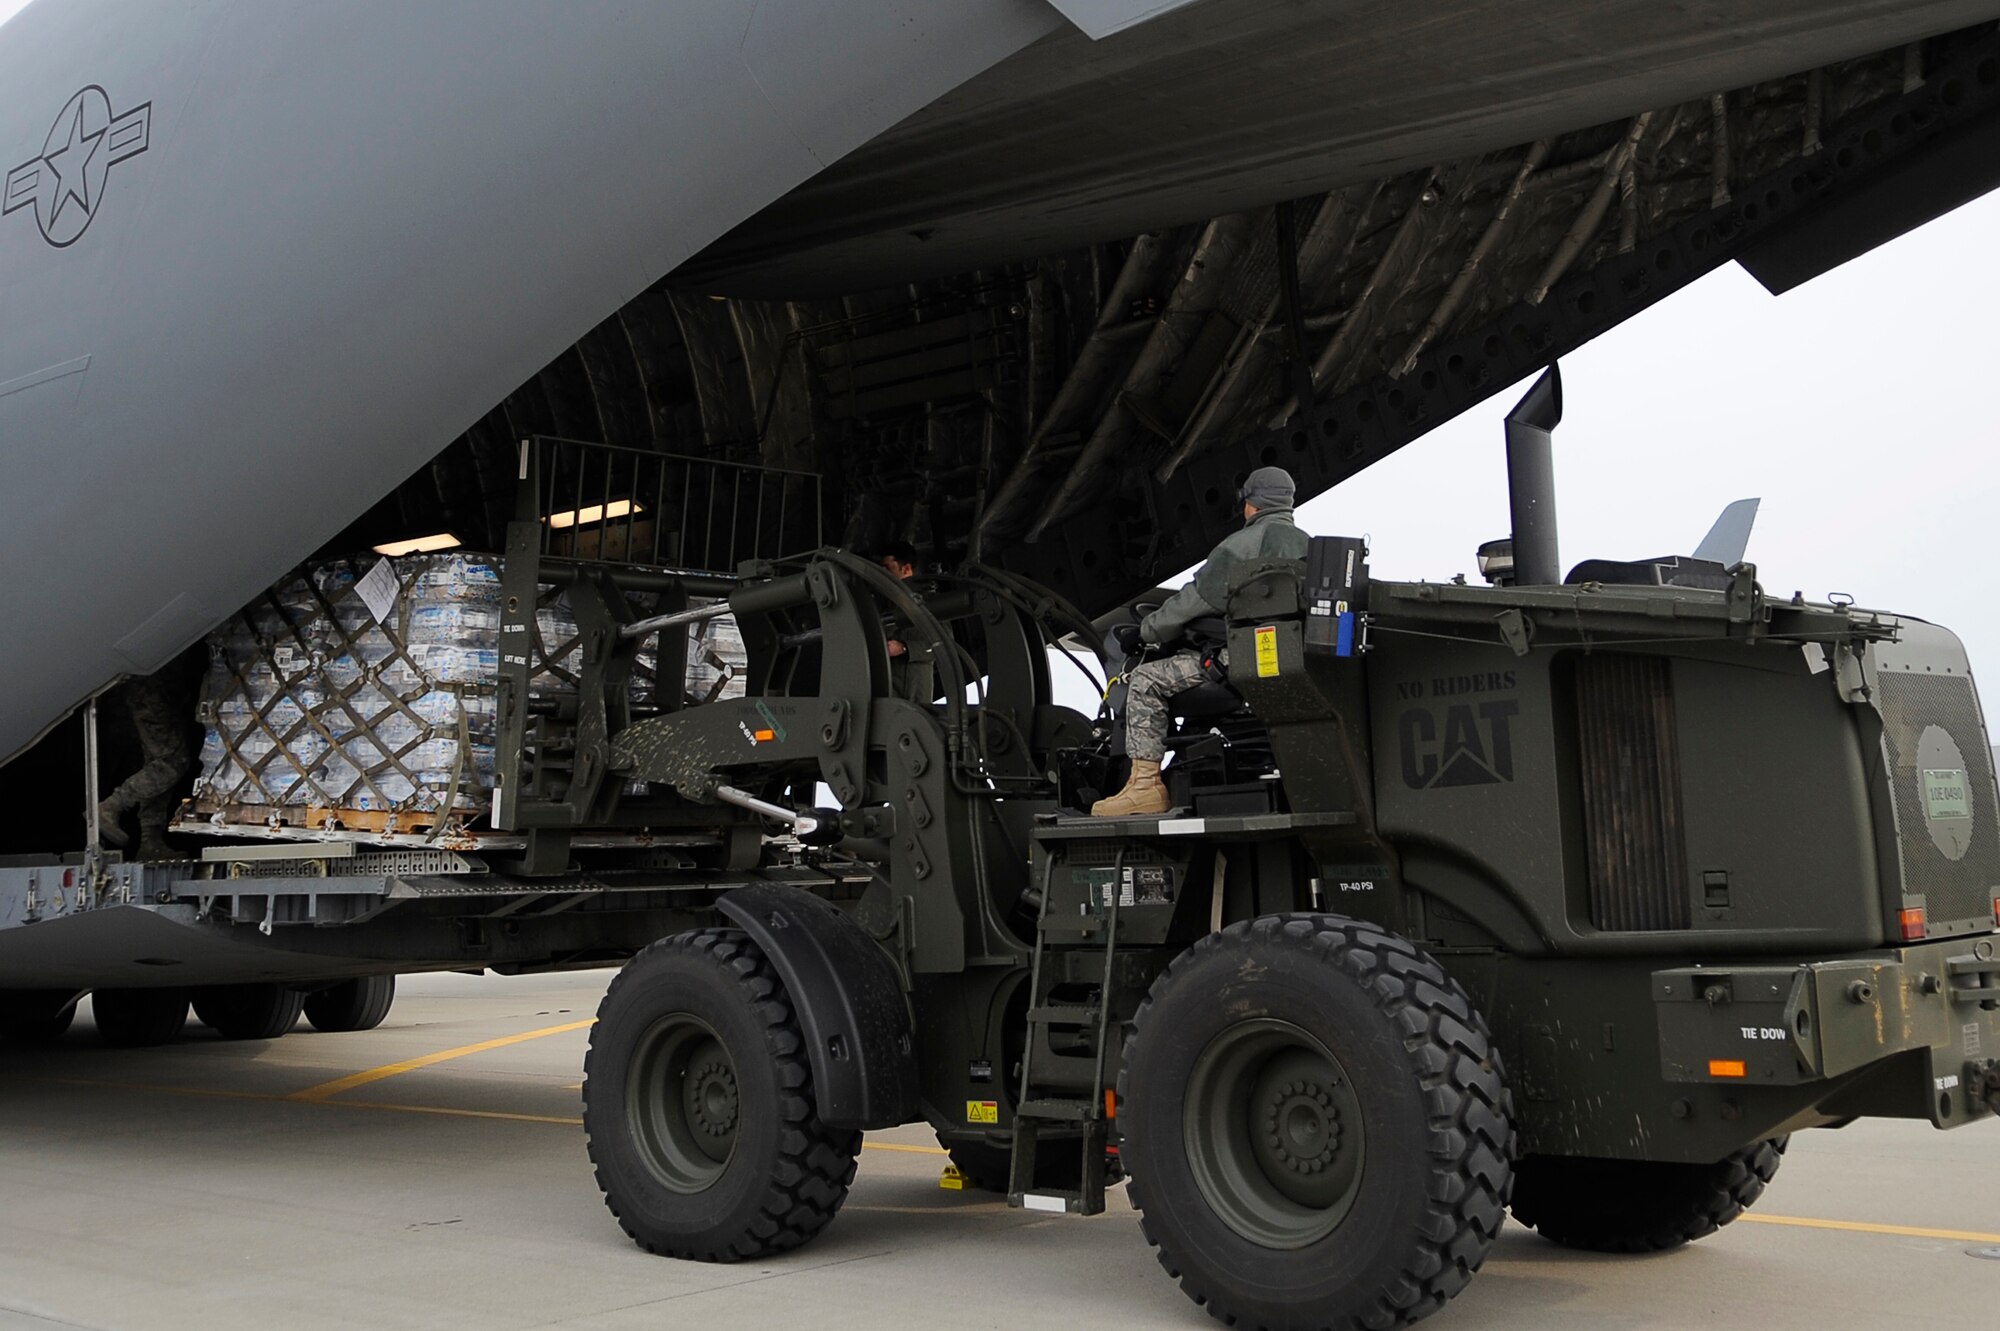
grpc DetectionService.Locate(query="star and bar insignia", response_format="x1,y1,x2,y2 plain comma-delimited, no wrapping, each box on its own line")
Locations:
5,85,151,248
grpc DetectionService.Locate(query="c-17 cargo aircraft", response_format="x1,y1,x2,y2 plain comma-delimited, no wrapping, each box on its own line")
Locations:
4,4,2000,1328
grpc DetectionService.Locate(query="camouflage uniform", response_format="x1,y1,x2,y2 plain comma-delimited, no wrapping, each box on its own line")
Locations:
1121,501,1309,763
98,676,193,860
1097,468,1307,815
1120,650,1214,763
1141,504,1309,646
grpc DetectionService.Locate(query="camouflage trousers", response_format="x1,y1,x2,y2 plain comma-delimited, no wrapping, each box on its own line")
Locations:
99,677,193,859
1121,650,1213,763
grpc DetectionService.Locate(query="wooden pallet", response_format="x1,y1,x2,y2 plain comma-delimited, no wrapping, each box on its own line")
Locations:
179,797,485,842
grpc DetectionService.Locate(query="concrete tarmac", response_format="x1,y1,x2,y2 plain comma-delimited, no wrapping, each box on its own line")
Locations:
2,971,1996,1331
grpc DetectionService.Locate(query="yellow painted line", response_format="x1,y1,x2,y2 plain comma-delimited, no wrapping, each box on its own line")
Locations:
1741,1213,2000,1244
861,1141,949,1156
288,1019,594,1102
337,1099,583,1127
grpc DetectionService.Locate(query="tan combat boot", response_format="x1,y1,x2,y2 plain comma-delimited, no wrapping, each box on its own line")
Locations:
1091,759,1170,817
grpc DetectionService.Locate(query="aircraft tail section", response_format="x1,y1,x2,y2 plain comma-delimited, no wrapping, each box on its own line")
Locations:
1692,498,1761,567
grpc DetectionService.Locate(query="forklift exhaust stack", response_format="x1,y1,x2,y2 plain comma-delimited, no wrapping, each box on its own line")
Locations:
1505,364,1563,587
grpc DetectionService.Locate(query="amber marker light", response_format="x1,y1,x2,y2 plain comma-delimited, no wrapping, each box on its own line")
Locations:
1898,906,1928,942
1709,1060,1748,1079
1991,895,1999,929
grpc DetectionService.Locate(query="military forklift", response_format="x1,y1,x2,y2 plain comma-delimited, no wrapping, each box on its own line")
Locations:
10,367,1993,1330
497,366,1998,1329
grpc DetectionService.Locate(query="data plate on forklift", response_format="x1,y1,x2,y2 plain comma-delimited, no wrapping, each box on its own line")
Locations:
1037,849,1183,946
1086,864,1175,910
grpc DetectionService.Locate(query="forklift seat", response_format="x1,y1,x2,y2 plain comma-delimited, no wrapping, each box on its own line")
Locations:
1171,681,1244,720
1165,616,1243,722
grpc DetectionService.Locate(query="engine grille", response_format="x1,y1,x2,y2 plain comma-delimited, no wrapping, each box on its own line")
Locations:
1575,654,1690,931
1876,672,2000,929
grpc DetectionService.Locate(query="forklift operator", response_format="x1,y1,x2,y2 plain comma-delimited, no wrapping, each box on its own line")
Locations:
1092,466,1308,817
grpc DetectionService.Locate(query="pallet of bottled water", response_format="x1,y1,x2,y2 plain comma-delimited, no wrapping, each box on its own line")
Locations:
178,551,744,844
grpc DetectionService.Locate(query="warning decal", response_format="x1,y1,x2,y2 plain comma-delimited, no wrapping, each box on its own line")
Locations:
1254,625,1280,678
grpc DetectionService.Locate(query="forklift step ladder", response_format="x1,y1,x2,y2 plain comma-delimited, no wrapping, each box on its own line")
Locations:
1007,847,1128,1216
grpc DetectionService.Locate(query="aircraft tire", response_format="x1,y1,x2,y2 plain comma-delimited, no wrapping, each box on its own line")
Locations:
584,928,859,1261
303,975,396,1033
0,989,80,1044
1509,1138,1788,1253
1120,913,1514,1330
92,988,191,1047
192,984,305,1040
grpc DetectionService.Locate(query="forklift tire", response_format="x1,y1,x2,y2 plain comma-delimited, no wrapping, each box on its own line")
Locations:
940,1137,1125,1195
192,984,305,1040
1510,1137,1788,1253
91,988,191,1047
304,976,397,1033
583,928,860,1261
0,990,80,1044
1120,914,1513,1331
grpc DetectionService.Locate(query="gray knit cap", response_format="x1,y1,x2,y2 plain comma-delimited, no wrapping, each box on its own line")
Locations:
1238,465,1296,510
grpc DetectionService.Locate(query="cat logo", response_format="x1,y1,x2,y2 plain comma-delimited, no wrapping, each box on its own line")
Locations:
1398,700,1520,789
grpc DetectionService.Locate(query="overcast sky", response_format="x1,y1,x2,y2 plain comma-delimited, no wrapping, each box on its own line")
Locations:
1295,187,2000,681
5,0,1995,677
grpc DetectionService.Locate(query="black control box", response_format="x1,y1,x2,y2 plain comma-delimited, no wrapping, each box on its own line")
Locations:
1304,535,1369,651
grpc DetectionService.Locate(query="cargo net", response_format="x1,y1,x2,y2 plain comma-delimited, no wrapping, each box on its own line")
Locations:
186,552,744,833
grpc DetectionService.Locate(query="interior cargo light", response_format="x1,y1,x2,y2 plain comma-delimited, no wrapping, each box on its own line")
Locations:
1709,1060,1747,1079
1899,906,1928,942
545,499,643,529
372,531,460,556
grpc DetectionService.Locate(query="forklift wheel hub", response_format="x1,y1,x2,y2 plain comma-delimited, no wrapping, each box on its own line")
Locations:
1185,1020,1367,1249
628,1014,740,1191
